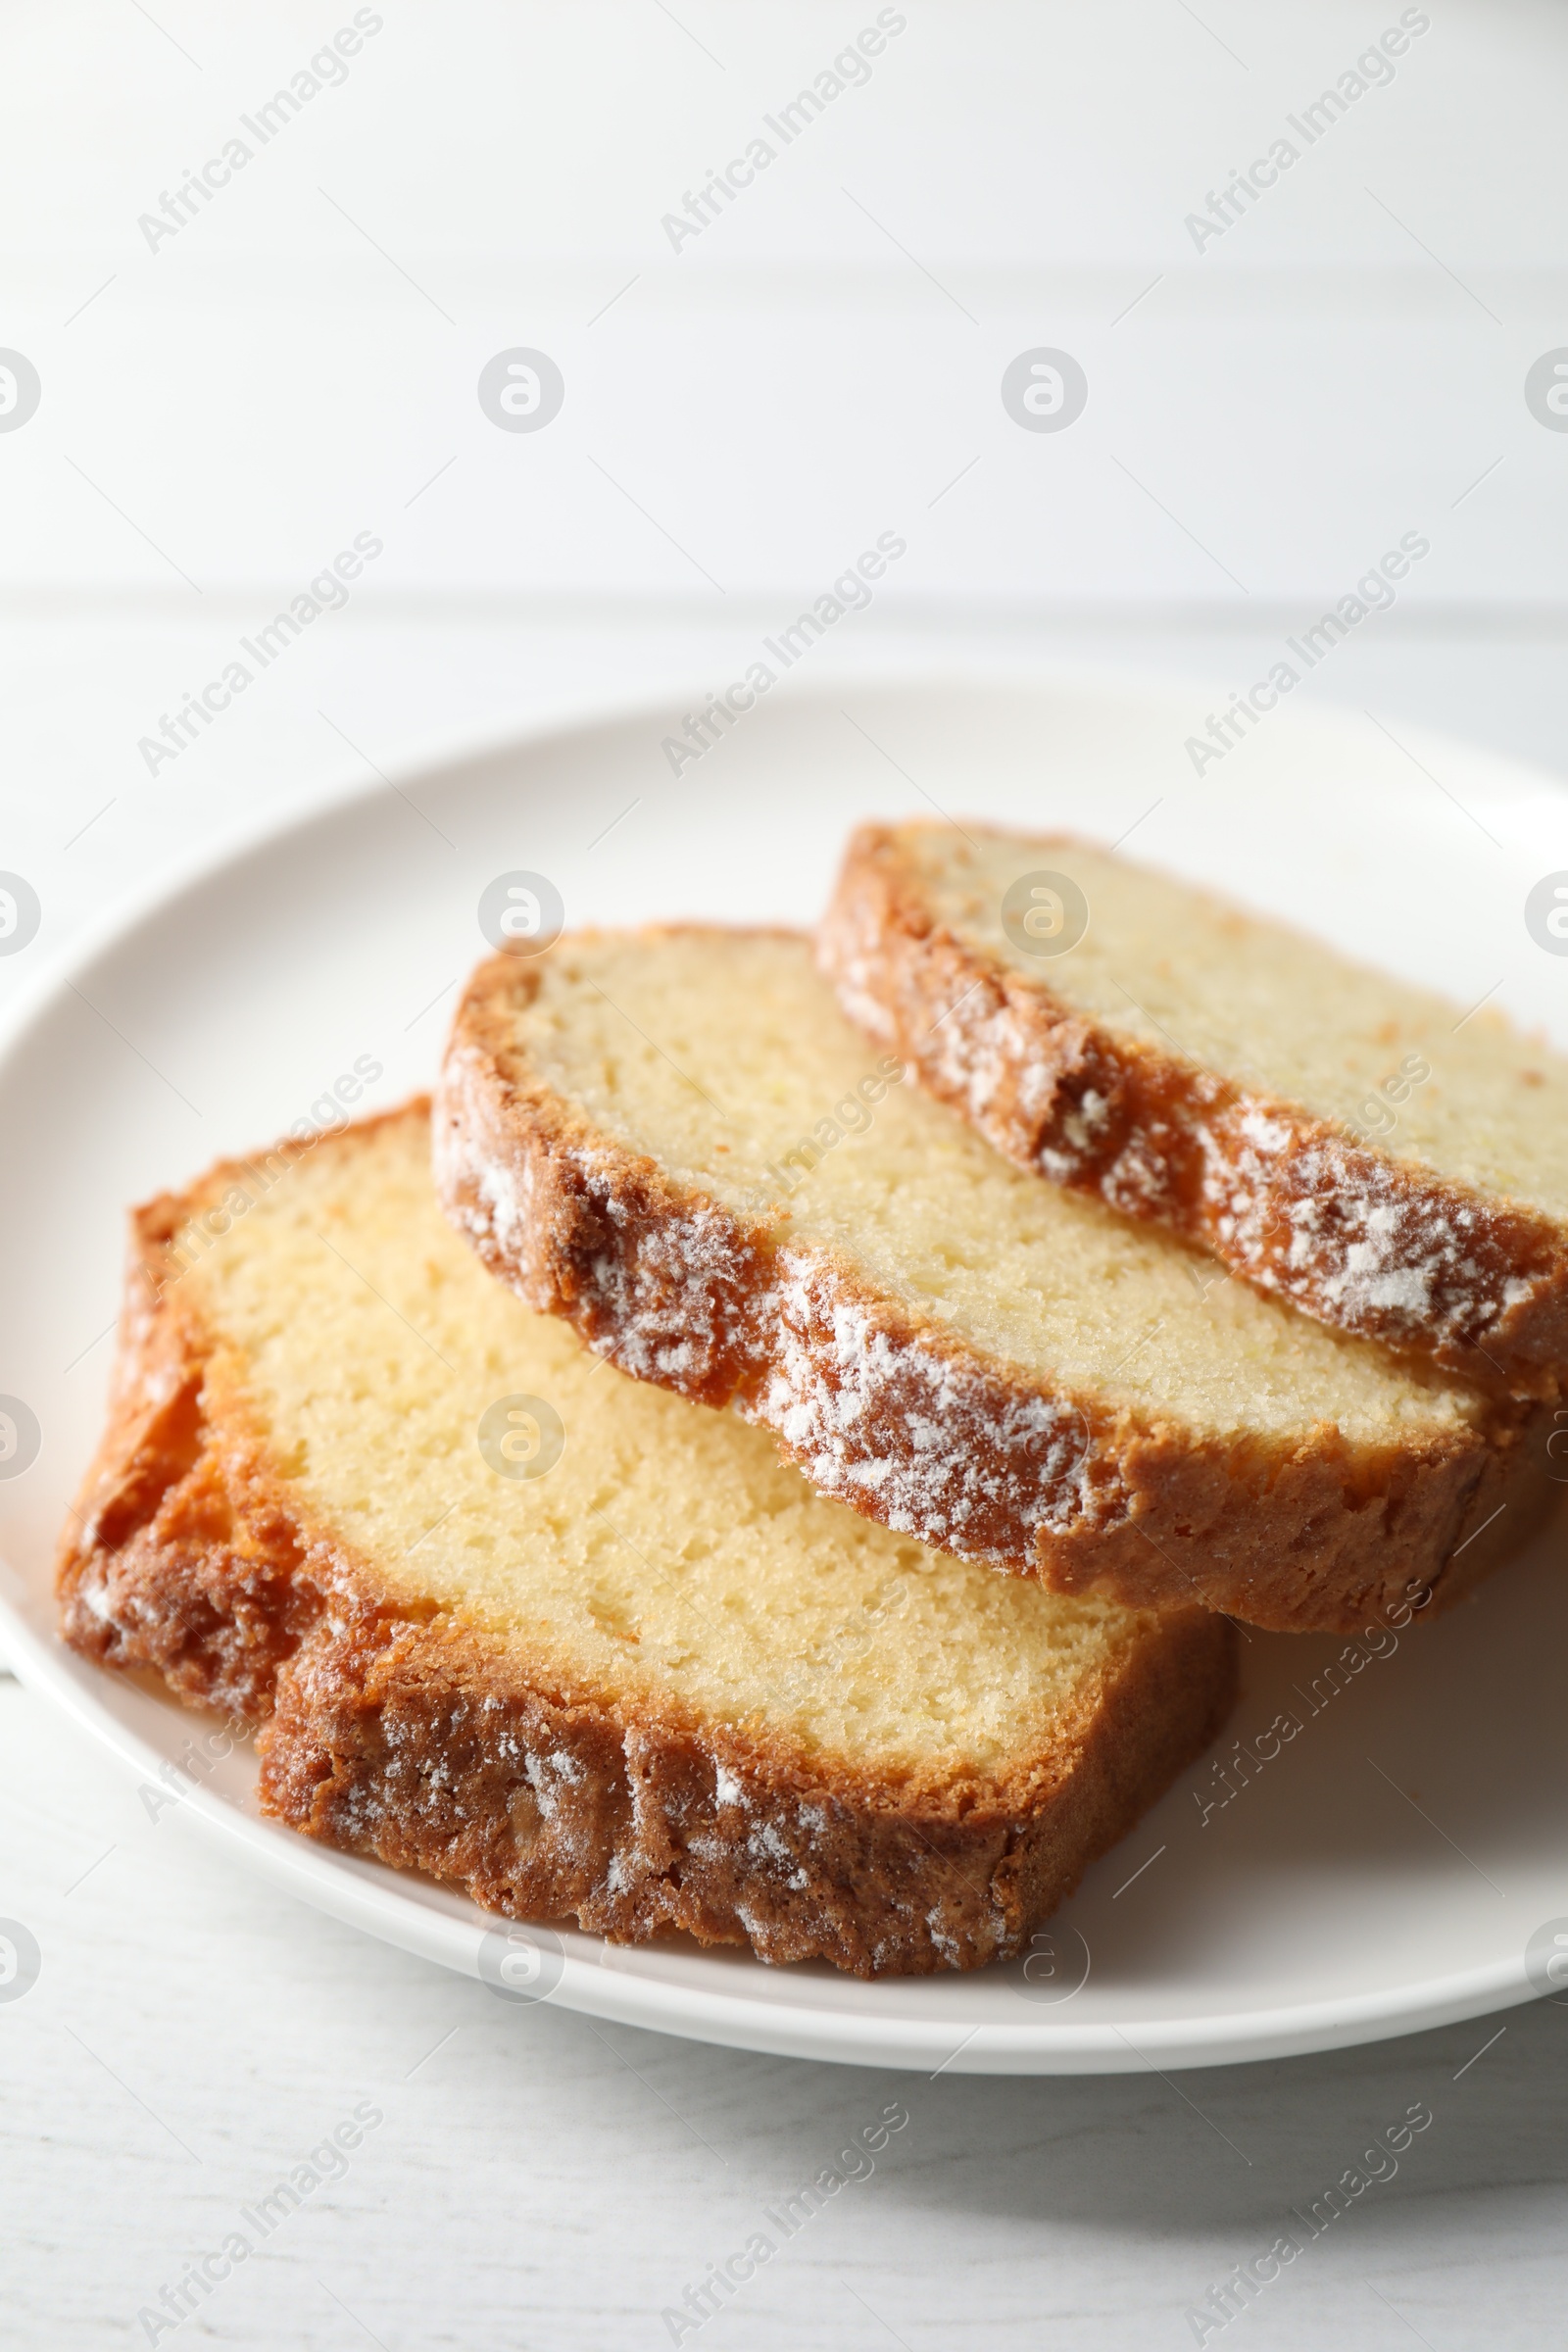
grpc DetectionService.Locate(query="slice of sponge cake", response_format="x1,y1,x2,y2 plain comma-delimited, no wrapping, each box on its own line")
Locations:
821,821,1568,1389
57,1103,1235,1979
437,930,1545,1634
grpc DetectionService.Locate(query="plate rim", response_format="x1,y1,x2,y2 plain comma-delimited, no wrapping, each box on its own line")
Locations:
4,1591,1548,2076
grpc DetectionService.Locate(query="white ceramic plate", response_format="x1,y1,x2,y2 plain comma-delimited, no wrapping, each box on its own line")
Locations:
5,669,1568,2076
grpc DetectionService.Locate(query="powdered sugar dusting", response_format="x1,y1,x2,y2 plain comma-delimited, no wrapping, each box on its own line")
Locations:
1200,1114,1544,1364
437,1057,1110,1576
757,1250,1096,1562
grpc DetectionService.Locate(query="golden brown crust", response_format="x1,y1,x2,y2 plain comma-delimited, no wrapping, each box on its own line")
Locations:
435,949,1549,1635
819,823,1568,1393
55,1111,1239,1979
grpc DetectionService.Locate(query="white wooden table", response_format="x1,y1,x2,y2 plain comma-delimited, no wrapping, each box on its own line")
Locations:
4,1654,1566,2350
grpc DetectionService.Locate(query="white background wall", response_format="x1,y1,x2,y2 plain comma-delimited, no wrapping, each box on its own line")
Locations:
5,0,1568,962
6,1,1568,607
